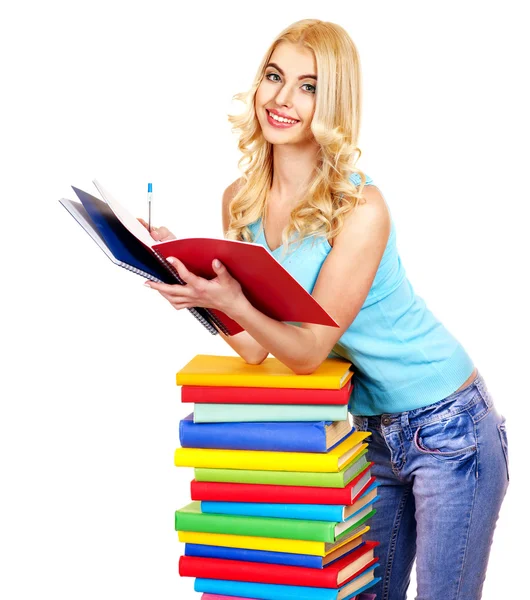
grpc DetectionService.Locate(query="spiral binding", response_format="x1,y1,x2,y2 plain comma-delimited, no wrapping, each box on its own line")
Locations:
150,249,231,336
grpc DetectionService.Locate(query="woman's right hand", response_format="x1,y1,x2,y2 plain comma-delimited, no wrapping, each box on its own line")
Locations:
137,217,176,242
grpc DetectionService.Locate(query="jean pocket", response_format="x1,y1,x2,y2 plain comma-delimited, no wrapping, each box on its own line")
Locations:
497,419,509,481
413,411,477,460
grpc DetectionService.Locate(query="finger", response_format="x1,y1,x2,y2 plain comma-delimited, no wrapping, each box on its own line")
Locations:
211,258,232,281
158,290,195,310
144,280,193,297
150,227,162,241
166,257,204,287
157,226,171,238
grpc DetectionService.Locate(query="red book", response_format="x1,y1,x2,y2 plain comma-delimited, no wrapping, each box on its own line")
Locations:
179,541,379,588
181,379,353,405
191,464,374,505
84,180,339,337
153,238,339,335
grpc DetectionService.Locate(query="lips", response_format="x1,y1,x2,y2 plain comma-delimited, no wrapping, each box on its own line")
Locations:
267,109,299,122
266,109,300,128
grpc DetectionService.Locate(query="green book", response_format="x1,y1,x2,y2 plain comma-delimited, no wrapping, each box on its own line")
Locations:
193,403,349,423
175,500,376,543
195,451,369,488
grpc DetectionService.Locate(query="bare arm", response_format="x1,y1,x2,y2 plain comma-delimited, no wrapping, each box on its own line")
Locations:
223,186,391,374
147,184,390,375
216,179,269,365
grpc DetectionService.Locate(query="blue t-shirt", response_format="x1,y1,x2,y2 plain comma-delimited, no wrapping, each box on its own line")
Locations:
247,173,474,416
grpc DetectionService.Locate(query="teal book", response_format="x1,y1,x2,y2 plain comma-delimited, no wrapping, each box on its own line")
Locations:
193,403,349,423
194,564,380,599
201,484,379,522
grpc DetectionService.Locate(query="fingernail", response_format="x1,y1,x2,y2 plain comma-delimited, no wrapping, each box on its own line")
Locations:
213,259,220,268
167,257,176,264
144,282,151,287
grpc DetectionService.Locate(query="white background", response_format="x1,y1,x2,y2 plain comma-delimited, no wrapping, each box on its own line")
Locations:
1,1,527,598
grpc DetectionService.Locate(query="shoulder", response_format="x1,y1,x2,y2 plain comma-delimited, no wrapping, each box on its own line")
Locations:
222,177,244,233
330,183,390,249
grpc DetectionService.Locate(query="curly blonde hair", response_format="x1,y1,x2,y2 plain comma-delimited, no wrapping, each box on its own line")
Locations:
225,18,371,258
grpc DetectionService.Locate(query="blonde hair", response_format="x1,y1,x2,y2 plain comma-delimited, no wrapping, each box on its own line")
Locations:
225,18,371,258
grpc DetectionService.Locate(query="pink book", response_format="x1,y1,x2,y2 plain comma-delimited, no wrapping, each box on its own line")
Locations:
200,595,371,600
201,595,257,600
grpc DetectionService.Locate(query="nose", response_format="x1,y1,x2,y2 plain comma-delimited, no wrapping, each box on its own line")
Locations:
274,82,295,107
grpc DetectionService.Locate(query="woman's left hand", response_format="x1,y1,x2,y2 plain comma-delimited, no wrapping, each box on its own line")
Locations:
144,257,246,317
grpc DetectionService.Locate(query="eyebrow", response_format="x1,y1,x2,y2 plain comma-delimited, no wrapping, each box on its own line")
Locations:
265,62,317,81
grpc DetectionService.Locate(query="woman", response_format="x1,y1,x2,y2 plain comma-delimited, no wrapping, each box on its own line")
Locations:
143,19,509,600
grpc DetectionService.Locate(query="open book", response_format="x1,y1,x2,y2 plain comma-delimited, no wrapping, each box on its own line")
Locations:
59,180,338,336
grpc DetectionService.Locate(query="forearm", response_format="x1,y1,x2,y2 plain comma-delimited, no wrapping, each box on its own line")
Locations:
227,296,319,374
216,328,269,365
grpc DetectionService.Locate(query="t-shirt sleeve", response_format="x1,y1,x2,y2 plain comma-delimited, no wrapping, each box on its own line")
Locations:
349,172,374,186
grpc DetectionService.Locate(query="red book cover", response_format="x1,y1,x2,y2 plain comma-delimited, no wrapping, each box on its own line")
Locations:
179,541,379,588
153,238,339,335
181,379,353,405
190,464,374,505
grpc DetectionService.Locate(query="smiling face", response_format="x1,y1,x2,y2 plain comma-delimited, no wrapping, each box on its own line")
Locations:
255,41,318,146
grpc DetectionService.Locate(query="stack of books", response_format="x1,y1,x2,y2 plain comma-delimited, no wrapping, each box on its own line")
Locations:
174,354,381,600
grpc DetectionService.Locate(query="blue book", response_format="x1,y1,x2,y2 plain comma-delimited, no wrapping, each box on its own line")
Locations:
68,189,168,282
201,492,379,523
194,564,380,600
179,413,353,452
184,538,367,569
61,189,222,336
185,543,324,568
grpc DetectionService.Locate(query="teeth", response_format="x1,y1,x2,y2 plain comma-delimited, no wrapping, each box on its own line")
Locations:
268,111,298,124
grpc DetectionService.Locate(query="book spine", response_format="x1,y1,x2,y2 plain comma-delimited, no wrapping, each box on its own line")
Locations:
179,555,339,588
201,501,345,522
178,373,349,389
181,383,352,405
150,248,226,335
195,468,346,488
179,419,327,453
184,543,323,569
200,595,257,600
194,578,338,600
190,480,351,505
194,451,369,489
175,444,344,472
193,403,348,423
179,530,328,556
175,509,334,542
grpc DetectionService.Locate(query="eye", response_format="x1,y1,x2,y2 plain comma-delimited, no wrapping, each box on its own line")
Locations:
265,73,316,94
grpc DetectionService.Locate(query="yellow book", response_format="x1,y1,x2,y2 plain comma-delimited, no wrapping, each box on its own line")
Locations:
178,525,370,557
176,354,353,389
174,431,370,472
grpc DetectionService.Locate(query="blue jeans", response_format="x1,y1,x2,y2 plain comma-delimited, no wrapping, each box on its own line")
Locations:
352,370,509,600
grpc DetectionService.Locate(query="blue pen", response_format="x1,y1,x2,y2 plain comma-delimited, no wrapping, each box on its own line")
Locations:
147,183,153,232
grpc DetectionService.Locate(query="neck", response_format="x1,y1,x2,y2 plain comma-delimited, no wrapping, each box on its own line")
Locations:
269,139,320,206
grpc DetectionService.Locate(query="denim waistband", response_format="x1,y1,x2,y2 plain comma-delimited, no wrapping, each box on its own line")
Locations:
357,370,493,434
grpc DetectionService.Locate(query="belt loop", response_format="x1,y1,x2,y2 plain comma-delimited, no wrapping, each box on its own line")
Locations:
400,412,413,441
476,372,493,409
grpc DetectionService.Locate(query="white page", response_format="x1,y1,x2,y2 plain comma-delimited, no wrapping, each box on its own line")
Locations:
93,179,155,249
